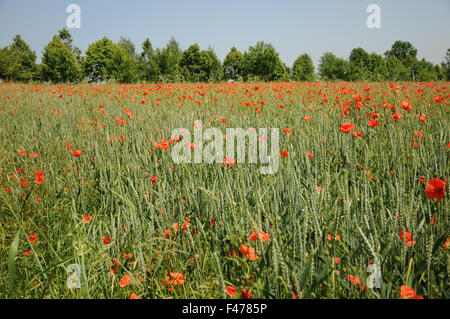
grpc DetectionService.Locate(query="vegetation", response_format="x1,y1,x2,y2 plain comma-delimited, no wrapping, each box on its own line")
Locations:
1,31,449,83
0,81,448,299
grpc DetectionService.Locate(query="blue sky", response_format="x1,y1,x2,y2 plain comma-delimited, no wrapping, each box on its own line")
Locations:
0,0,449,67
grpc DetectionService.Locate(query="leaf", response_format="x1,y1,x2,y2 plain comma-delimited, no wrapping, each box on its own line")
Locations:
8,230,21,295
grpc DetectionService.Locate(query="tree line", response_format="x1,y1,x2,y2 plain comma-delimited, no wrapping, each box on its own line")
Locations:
1,28,449,83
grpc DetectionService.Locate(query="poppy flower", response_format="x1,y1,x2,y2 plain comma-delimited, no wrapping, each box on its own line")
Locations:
83,214,93,224
390,111,403,120
425,178,446,202
119,274,132,288
240,289,252,299
400,100,412,112
400,286,423,299
239,245,258,261
165,272,185,286
225,286,237,297
339,123,355,134
103,236,110,244
73,150,82,157
399,229,416,246
28,232,37,243
368,119,380,128
280,149,288,158
129,293,142,299
249,230,270,242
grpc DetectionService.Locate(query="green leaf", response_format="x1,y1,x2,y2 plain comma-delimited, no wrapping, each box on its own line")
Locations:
8,230,21,295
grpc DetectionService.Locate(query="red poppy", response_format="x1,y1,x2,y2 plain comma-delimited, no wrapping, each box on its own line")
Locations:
119,274,132,288
73,150,82,157
368,119,380,128
390,111,403,120
240,289,252,299
400,100,412,112
83,214,93,224
425,178,446,202
399,229,416,246
249,230,270,242
225,286,237,297
339,123,355,134
400,286,423,299
28,232,37,243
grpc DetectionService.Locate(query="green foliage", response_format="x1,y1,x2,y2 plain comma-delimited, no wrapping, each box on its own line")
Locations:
41,36,82,83
367,53,388,81
180,44,222,82
58,28,82,64
413,59,438,82
83,37,118,82
318,52,351,81
348,48,371,81
1,34,448,83
386,55,411,81
155,37,182,82
137,38,160,82
385,41,417,65
292,53,315,81
442,49,450,80
106,46,138,83
223,47,244,81
0,35,38,82
242,41,285,81
118,36,137,59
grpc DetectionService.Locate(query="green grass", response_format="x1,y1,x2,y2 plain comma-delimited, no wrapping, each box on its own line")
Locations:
0,81,448,299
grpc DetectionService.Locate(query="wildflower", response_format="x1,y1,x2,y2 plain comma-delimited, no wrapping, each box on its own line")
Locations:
339,123,355,134
225,286,237,297
425,178,446,202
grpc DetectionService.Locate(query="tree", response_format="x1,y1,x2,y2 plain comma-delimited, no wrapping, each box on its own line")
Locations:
318,52,350,81
433,64,446,81
41,35,82,83
118,36,136,59
137,38,160,82
367,53,387,81
0,35,38,82
223,47,243,81
58,28,82,64
106,45,137,83
179,44,222,82
384,41,417,79
412,58,437,81
202,47,222,82
442,48,450,80
386,55,410,81
83,37,118,82
242,41,284,81
292,53,315,81
0,46,12,80
385,41,417,63
348,48,370,80
155,37,182,82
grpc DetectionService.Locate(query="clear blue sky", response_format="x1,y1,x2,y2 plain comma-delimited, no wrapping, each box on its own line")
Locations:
1,0,449,67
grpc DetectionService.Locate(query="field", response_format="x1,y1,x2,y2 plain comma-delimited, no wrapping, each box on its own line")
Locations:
0,81,448,299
